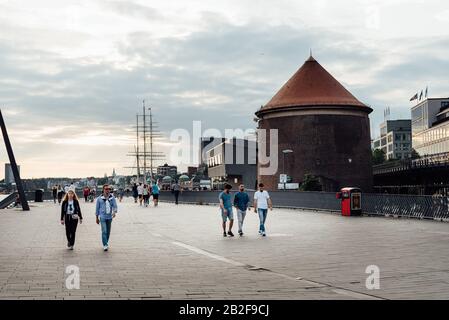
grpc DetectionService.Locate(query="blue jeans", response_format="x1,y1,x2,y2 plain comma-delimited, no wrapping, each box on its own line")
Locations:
100,218,112,246
258,209,268,232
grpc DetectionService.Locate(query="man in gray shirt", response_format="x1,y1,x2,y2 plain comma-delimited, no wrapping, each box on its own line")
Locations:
172,181,181,205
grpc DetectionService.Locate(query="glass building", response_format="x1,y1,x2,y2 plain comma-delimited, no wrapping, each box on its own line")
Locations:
372,120,412,160
412,98,449,156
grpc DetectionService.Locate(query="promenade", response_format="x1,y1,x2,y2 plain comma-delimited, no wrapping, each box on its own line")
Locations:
1,198,449,300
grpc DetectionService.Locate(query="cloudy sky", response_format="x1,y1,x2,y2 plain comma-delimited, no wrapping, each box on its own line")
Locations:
1,0,449,178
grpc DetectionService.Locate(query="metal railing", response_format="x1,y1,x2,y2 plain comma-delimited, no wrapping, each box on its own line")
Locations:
6,190,449,222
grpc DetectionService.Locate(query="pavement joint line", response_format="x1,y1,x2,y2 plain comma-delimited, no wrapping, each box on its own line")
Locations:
171,239,386,300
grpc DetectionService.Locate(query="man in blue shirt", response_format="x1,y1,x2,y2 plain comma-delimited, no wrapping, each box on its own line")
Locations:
219,184,234,237
95,184,118,251
233,184,250,236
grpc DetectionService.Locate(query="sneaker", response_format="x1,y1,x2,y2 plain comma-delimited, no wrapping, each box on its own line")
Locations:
223,232,227,237
69,246,74,250
227,231,234,237
238,231,243,236
262,232,266,237
67,242,70,248
103,246,108,251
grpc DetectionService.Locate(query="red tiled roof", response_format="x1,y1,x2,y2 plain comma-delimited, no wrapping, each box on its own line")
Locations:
261,56,369,111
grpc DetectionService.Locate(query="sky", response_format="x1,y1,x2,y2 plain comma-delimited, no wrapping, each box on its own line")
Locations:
1,0,449,178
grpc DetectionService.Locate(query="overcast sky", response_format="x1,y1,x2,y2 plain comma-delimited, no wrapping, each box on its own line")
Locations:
1,0,449,178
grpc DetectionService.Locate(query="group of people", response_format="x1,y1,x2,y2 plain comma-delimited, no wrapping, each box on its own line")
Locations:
131,182,160,207
58,181,273,252
60,184,118,251
219,183,272,237
52,183,76,204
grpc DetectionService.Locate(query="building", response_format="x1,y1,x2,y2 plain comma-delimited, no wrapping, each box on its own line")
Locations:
5,163,20,185
372,120,412,160
205,138,257,190
156,163,177,177
412,98,449,156
199,137,226,165
187,166,198,176
255,55,373,192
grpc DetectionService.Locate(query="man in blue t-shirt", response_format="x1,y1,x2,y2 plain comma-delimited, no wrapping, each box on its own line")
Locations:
233,184,250,236
219,184,234,237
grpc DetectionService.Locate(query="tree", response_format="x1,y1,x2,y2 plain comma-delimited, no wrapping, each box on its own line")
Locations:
372,148,386,165
300,174,322,191
411,148,420,159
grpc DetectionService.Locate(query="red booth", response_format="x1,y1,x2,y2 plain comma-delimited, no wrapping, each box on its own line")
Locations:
336,187,362,216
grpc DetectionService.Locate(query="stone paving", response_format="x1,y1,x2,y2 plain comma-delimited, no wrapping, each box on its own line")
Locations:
1,198,449,300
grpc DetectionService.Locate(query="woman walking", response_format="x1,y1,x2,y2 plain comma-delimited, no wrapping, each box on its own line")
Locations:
52,185,58,203
132,183,138,203
60,189,83,250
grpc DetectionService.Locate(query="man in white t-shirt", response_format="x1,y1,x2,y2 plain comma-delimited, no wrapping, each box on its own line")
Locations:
253,183,273,237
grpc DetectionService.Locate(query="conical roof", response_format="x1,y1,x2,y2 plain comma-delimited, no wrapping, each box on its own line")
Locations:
260,55,369,112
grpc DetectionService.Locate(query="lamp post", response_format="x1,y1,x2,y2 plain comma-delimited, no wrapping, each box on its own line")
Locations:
282,149,293,190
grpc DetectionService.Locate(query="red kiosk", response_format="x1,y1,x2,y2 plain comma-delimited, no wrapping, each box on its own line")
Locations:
336,187,362,216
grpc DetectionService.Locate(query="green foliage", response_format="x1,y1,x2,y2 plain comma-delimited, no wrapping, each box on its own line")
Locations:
299,174,322,191
372,148,386,165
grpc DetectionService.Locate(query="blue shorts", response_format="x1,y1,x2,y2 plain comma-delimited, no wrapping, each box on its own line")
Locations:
221,207,234,222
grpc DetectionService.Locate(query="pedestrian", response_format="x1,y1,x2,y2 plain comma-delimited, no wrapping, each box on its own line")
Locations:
52,185,58,203
152,182,160,207
233,184,250,236
95,184,118,251
253,183,273,237
143,184,150,207
132,183,138,203
172,181,181,205
137,183,144,206
89,187,96,202
57,185,64,204
60,189,83,250
83,186,90,202
118,187,124,202
219,184,234,237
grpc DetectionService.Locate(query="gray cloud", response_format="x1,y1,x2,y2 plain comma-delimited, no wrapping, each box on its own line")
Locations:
1,9,449,176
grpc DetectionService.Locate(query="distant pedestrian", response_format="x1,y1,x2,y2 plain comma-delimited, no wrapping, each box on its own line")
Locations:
219,184,234,237
152,182,160,207
233,184,250,236
253,183,272,237
60,189,83,250
118,188,124,202
83,186,90,202
143,184,150,207
95,184,118,251
172,181,181,205
57,185,64,204
132,183,138,203
52,185,58,203
137,183,144,206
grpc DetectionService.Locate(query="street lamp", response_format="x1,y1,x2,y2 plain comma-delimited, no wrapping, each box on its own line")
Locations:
282,149,293,190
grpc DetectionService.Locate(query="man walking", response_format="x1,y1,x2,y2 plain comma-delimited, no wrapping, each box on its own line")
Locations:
95,184,118,251
137,183,144,206
219,184,234,237
152,181,160,207
233,184,250,236
253,183,272,237
172,181,181,205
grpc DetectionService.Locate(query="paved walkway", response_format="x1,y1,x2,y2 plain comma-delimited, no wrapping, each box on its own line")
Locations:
1,198,449,300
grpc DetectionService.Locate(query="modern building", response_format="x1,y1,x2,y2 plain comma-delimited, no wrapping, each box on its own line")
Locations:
255,55,373,192
187,166,198,176
199,137,226,165
205,138,257,190
156,163,177,177
412,98,449,156
372,120,412,160
4,163,20,185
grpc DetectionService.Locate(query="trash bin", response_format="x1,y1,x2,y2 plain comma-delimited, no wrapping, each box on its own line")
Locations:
336,187,362,216
35,189,44,202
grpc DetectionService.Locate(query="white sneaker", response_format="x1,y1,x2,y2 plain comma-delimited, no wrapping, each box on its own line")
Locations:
103,245,108,251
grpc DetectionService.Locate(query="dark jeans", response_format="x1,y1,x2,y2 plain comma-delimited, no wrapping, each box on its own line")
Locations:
174,191,180,204
64,215,78,246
